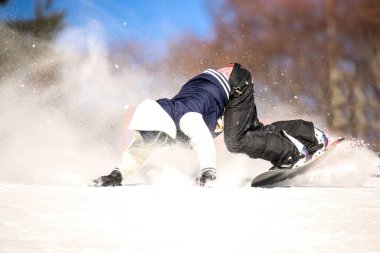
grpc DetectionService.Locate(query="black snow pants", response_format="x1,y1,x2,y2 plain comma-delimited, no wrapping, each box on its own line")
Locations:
223,83,318,165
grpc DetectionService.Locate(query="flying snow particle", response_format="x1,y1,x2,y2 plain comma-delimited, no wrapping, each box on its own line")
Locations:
115,64,119,69
294,95,298,99
123,22,127,26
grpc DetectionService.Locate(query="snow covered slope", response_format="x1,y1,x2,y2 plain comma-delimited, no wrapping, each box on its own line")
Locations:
1,183,380,253
1,136,379,252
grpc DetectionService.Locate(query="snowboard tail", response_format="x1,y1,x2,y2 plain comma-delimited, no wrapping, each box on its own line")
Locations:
251,137,346,187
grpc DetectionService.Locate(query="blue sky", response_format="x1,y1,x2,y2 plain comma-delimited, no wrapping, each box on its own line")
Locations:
0,0,213,45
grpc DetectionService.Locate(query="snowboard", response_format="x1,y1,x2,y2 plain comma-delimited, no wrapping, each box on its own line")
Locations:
251,137,346,187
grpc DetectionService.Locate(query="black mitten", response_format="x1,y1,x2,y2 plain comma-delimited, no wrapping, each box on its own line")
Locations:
92,170,122,187
196,168,216,187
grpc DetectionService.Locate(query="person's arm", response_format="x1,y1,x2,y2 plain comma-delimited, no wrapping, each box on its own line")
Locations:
179,112,216,186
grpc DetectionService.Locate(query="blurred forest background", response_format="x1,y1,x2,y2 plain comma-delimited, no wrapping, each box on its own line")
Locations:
1,0,380,151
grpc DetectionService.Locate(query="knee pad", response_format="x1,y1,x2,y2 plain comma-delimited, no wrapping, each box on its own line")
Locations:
139,131,174,146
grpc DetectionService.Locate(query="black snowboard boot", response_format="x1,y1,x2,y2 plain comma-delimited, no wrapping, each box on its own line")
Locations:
269,131,309,170
307,127,329,159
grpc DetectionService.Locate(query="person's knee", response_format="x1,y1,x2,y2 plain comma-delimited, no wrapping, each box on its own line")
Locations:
224,137,241,153
139,131,174,146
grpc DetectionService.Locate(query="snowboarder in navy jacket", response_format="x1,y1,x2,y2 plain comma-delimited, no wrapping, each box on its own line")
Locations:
93,63,328,187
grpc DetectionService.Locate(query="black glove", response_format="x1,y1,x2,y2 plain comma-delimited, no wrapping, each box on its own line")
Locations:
196,168,216,187
92,170,122,187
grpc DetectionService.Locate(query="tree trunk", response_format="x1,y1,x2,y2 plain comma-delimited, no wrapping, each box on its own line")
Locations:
325,0,348,133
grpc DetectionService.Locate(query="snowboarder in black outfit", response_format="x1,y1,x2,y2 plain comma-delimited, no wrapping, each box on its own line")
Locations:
92,63,328,187
222,63,328,169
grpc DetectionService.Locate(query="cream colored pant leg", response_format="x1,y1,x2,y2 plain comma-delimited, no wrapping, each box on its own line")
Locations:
117,132,153,179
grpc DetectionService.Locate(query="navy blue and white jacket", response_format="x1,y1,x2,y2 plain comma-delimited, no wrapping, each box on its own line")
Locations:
157,69,231,136
124,69,231,176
